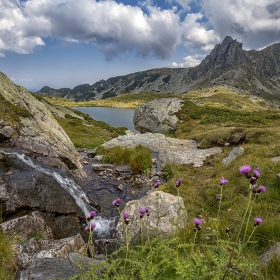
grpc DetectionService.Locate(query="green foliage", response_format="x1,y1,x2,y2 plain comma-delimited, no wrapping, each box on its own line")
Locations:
97,145,152,174
0,232,16,280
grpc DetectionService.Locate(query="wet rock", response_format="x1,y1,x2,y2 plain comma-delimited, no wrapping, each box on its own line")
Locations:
222,147,244,165
270,156,280,163
133,98,183,134
94,239,122,255
52,215,82,239
116,165,132,175
87,149,97,158
117,184,124,192
92,163,115,171
116,191,187,243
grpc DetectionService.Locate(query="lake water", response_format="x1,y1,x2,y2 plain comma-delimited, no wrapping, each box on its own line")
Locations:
73,107,139,133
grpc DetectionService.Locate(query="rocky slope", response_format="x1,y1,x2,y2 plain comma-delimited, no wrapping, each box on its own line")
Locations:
0,72,86,182
36,36,280,102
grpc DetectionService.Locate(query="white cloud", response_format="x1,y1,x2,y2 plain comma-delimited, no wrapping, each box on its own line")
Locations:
0,0,182,59
181,13,220,51
201,0,280,49
172,55,200,67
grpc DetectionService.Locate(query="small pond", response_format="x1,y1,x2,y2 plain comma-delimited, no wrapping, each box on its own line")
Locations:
73,107,138,133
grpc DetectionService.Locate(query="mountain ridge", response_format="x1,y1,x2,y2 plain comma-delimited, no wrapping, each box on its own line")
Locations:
36,36,280,102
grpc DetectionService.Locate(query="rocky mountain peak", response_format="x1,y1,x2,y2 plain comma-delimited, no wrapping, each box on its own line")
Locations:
190,36,246,80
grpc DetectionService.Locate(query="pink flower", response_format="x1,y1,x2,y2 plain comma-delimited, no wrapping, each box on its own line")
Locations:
258,186,266,193
220,177,228,185
154,181,161,188
239,165,252,174
193,218,202,225
254,217,263,226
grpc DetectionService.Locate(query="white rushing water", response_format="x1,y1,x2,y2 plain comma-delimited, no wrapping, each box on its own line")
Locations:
1,150,115,237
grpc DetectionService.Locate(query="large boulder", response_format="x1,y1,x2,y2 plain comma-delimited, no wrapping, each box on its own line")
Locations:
102,133,223,167
115,191,187,243
133,98,183,134
0,72,86,182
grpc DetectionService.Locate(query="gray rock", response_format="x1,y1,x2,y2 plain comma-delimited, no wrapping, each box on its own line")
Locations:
260,242,280,265
15,233,86,269
102,133,223,167
222,147,244,165
94,239,122,255
92,163,114,171
115,191,187,243
0,73,86,182
270,156,280,163
133,98,183,134
0,125,14,141
17,252,102,280
0,212,53,241
87,149,97,158
116,165,132,175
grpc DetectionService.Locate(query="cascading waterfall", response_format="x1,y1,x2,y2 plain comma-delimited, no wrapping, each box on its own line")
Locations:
1,150,115,237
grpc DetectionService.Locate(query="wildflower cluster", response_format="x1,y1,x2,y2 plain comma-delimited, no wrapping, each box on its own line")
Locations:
138,207,149,219
112,198,121,207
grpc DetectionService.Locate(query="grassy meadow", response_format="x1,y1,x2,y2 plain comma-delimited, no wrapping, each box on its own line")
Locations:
2,86,280,279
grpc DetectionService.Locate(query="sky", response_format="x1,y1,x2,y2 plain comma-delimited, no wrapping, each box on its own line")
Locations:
0,0,280,92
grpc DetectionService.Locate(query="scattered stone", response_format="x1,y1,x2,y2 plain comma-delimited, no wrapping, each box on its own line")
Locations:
92,163,115,171
117,184,124,192
87,149,97,158
222,147,244,165
260,243,280,265
94,155,103,161
270,156,280,163
116,165,132,175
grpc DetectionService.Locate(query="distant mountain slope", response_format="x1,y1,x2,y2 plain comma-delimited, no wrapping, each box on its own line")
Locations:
36,36,280,102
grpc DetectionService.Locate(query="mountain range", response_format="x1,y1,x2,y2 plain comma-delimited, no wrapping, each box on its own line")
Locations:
36,36,280,102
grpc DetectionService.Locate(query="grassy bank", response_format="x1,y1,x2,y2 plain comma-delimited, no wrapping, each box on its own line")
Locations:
71,87,280,279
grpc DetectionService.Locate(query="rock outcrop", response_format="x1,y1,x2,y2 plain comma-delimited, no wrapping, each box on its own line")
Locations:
133,98,182,133
115,191,187,243
0,72,86,182
102,133,223,167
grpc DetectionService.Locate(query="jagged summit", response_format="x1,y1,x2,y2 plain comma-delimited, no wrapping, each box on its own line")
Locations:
36,36,280,102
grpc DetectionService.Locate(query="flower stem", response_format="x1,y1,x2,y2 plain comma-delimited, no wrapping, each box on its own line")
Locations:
222,186,253,280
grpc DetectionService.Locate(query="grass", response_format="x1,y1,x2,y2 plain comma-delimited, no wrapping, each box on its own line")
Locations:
96,145,153,174
56,113,127,149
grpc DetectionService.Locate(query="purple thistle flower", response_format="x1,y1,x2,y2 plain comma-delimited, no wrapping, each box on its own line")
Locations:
254,217,263,226
220,177,228,185
85,225,89,231
176,178,182,187
105,239,109,245
91,223,96,230
139,208,146,219
239,165,252,175
258,186,266,193
90,211,97,218
154,181,161,188
253,169,261,178
112,198,121,207
123,212,130,219
145,207,150,213
194,218,202,225
139,208,146,215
